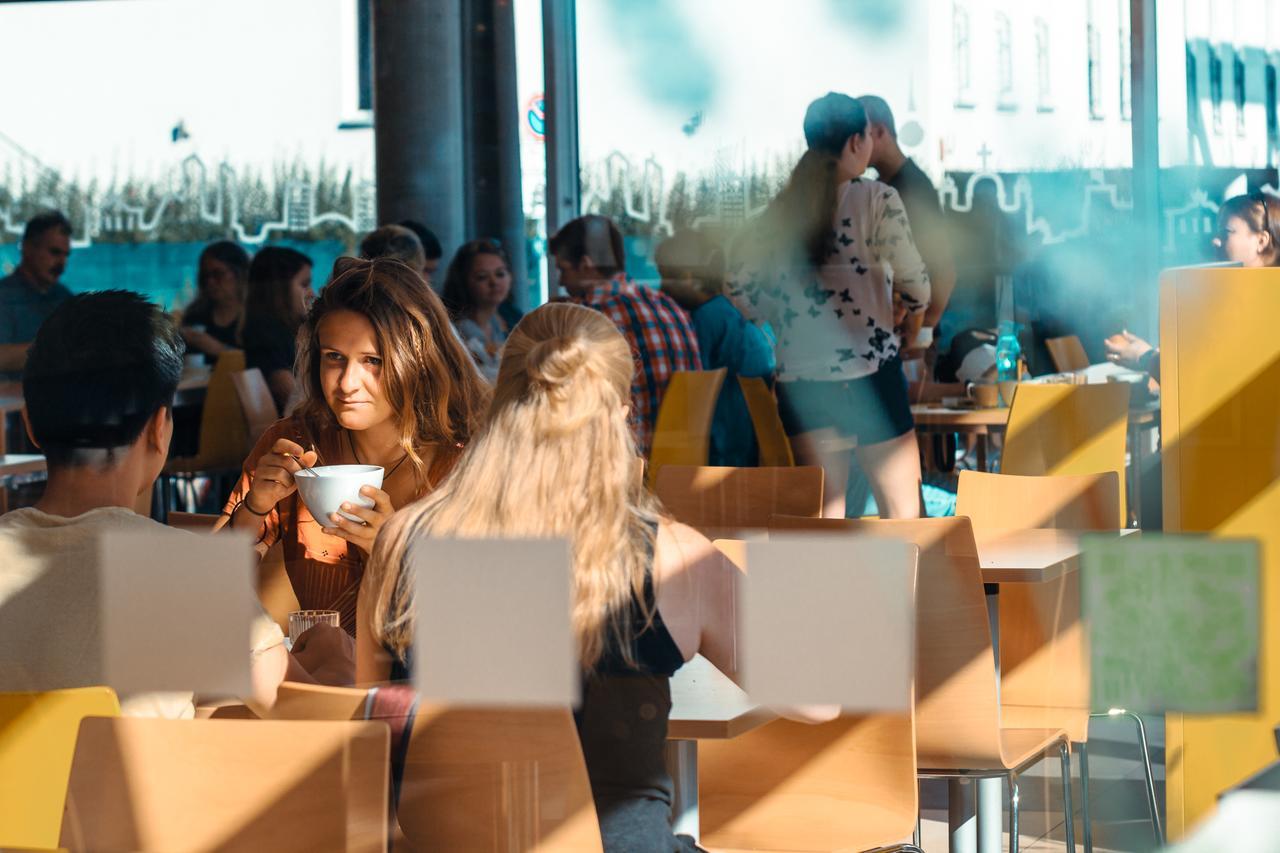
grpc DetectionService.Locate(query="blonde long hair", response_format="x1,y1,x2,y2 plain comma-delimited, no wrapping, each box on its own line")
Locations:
365,302,662,670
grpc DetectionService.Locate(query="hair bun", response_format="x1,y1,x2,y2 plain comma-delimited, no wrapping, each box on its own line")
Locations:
526,334,591,391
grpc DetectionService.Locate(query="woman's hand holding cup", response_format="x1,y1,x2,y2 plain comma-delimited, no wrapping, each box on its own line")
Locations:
246,438,319,515
321,485,395,555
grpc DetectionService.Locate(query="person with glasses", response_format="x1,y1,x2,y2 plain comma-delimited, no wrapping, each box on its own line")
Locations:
441,239,516,383
218,258,491,635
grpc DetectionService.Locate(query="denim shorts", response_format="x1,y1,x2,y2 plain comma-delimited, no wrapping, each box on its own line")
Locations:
776,355,915,445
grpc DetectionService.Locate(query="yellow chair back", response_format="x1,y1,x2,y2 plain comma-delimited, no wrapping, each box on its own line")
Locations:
0,687,120,849
172,350,249,473
1045,335,1090,372
1000,382,1129,526
738,376,795,466
647,369,726,488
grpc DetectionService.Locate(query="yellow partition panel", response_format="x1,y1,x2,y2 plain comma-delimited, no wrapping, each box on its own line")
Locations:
1160,265,1280,837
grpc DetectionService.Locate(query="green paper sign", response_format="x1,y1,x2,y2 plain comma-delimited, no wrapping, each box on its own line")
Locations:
1082,535,1260,714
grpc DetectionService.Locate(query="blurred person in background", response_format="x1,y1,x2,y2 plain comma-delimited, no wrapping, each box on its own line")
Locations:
0,210,73,377
242,247,313,415
730,92,929,518
360,224,427,276
219,258,489,635
551,214,701,456
179,240,250,363
860,94,955,351
441,238,515,383
398,219,444,285
1211,191,1280,268
658,228,775,466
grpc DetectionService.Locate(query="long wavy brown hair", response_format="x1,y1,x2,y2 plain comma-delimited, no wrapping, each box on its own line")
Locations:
294,257,490,487
365,302,662,669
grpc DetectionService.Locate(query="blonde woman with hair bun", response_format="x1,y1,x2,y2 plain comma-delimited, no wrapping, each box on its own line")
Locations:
358,302,742,850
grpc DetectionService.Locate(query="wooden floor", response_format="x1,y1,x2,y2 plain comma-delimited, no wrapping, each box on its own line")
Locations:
915,714,1165,852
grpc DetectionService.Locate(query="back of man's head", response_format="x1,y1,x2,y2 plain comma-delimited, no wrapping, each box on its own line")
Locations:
361,225,427,271
396,220,443,261
23,210,72,245
857,95,897,137
548,215,626,278
24,291,184,467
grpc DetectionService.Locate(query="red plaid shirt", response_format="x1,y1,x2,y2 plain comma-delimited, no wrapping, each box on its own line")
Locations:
574,277,702,455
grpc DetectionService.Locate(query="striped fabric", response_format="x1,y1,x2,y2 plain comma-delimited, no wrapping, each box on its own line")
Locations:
574,277,702,456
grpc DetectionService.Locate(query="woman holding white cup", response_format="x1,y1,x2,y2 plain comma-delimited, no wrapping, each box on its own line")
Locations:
218,257,491,634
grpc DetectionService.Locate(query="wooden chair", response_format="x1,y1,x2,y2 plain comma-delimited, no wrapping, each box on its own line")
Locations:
647,369,726,488
163,350,250,514
957,470,1130,852
266,683,603,852
654,465,823,536
737,376,795,466
770,514,1076,853
0,687,120,850
232,368,280,446
1001,382,1130,526
1045,335,1090,373
695,540,923,852
59,717,389,852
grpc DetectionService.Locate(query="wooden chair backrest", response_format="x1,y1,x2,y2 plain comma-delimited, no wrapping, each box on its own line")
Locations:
60,717,389,852
1045,335,1090,372
957,470,1120,740
189,350,250,471
1001,382,1130,525
737,376,795,466
655,465,823,532
165,511,220,532
648,369,727,488
0,687,120,850
231,368,280,446
769,515,1005,768
259,684,602,852
398,704,602,851
696,540,919,851
956,470,1121,532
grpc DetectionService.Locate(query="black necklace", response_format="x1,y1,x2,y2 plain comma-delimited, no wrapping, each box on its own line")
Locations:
348,430,410,479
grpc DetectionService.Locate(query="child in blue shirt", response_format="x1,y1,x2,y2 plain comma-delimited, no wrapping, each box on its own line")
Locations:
656,230,775,466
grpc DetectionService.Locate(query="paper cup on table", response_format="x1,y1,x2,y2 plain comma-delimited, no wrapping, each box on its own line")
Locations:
972,383,1000,408
288,609,341,645
293,464,384,524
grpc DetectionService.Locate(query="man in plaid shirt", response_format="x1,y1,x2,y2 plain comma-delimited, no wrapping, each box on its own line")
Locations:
550,215,701,455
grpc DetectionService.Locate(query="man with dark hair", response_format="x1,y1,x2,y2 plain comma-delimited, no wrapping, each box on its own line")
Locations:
550,214,701,455
397,219,444,284
0,291,296,716
858,95,956,347
360,224,427,275
0,210,74,375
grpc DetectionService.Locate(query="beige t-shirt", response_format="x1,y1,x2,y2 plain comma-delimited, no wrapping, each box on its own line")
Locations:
0,506,284,718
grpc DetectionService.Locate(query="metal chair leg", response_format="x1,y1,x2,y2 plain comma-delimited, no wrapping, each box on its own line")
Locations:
1058,743,1077,853
1092,708,1163,845
1008,771,1020,853
1078,741,1094,853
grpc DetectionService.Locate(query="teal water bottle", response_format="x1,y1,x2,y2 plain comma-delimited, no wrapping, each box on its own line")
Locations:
995,321,1021,382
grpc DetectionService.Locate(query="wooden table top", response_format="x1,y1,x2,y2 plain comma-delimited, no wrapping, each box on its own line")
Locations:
911,400,1160,432
668,654,776,741
976,528,1135,584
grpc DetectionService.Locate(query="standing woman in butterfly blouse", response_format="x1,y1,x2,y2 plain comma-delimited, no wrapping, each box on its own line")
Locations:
729,92,929,518
218,258,490,634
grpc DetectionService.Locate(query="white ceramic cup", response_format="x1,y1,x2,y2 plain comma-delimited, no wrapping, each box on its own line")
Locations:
293,464,385,524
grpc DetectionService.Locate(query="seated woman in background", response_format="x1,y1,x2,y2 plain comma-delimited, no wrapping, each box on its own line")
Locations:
242,247,313,414
220,258,490,634
441,239,515,382
180,240,249,362
358,303,743,851
1213,191,1280,268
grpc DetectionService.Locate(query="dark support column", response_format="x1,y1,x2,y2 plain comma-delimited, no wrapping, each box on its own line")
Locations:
373,0,466,259
464,0,528,308
1131,0,1161,338
542,0,581,267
